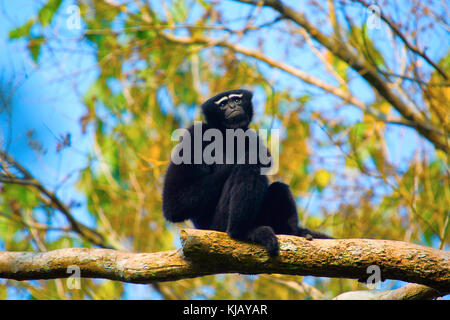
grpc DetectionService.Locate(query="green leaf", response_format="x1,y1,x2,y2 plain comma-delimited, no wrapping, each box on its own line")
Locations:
171,0,188,23
29,37,45,62
38,0,62,26
350,26,385,67
9,19,34,39
349,122,369,143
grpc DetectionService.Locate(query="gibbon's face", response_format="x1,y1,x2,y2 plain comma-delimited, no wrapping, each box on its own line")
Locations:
202,89,254,129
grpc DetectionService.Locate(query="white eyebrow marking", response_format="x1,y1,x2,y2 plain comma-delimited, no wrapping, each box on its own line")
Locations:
228,93,243,98
214,96,229,105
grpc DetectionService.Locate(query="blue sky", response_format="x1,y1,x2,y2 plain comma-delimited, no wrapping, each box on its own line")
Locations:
0,0,100,232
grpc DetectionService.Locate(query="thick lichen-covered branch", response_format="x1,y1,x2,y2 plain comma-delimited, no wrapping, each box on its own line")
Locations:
0,229,448,296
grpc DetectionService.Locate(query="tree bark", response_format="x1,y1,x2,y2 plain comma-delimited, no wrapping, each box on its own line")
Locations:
0,229,448,296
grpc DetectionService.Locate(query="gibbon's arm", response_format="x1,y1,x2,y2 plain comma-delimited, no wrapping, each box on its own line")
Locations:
162,160,233,223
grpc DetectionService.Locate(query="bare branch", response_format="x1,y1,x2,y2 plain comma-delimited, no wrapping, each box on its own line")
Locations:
158,31,418,129
0,151,107,248
234,0,449,153
352,0,448,80
160,32,368,110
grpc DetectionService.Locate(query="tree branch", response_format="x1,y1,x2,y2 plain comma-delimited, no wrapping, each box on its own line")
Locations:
333,283,444,300
159,32,368,111
158,31,423,131
235,0,449,153
0,229,448,297
0,151,107,248
352,0,448,80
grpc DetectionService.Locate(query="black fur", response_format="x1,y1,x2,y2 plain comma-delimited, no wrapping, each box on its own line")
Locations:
162,89,331,256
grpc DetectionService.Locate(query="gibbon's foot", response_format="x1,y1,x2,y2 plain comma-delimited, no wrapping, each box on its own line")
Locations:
247,226,280,257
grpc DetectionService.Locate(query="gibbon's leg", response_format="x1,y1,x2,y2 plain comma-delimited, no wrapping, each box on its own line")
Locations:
213,165,279,256
260,182,299,235
216,165,268,233
262,182,332,239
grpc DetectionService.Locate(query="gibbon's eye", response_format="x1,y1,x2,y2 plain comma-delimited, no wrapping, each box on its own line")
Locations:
232,97,241,103
219,100,228,107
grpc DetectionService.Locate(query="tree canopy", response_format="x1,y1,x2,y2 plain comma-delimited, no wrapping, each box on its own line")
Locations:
0,0,448,299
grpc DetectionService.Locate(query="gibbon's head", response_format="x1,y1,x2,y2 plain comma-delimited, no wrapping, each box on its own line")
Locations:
201,89,253,129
